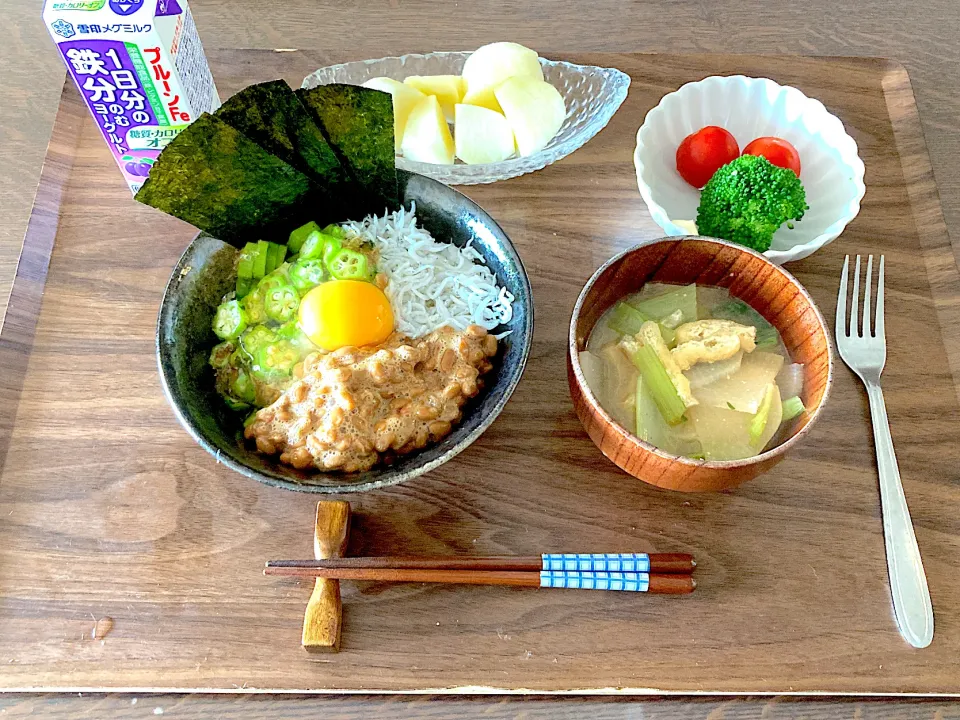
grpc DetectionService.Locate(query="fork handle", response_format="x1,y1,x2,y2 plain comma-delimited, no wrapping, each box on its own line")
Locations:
866,382,934,648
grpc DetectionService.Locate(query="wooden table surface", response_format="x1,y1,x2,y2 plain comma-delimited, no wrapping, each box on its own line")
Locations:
4,0,960,717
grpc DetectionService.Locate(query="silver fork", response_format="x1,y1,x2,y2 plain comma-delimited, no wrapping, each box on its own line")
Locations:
836,255,933,648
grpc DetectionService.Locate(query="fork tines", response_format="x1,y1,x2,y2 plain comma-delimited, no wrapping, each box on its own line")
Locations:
837,254,885,339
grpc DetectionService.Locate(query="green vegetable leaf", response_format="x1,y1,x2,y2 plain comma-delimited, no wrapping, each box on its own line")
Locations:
781,395,807,421
621,336,687,425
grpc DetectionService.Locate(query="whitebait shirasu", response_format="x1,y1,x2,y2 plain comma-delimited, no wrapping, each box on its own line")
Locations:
342,204,514,339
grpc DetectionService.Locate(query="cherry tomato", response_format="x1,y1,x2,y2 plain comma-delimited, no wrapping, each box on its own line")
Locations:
675,126,740,188
742,137,801,176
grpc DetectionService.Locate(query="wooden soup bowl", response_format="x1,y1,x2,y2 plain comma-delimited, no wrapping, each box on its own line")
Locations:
568,237,834,492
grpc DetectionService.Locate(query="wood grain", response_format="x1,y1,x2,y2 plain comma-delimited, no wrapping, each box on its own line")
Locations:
2,695,960,719
301,501,349,652
568,238,832,491
2,51,960,696
8,3,960,715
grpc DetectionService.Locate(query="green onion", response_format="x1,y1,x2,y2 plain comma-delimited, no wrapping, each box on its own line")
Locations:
288,221,321,254
749,384,777,446
781,395,806,421
621,337,686,425
629,283,697,322
658,322,677,347
607,302,651,336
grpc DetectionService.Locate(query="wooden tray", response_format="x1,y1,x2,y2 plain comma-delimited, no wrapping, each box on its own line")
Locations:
2,51,959,694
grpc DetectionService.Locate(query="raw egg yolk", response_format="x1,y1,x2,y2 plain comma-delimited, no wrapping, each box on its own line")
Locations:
298,280,394,351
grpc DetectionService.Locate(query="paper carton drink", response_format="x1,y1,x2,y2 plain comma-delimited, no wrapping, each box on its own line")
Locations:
43,0,220,193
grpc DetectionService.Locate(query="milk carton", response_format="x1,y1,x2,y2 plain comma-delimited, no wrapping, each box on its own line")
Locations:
43,0,220,193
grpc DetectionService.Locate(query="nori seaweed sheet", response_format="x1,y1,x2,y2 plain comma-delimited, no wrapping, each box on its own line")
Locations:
297,84,399,216
213,80,351,206
135,113,321,247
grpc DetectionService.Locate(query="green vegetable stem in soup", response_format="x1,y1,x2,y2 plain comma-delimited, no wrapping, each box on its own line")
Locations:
580,283,807,461
208,220,380,412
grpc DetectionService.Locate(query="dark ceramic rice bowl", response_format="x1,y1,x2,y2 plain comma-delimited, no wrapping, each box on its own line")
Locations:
157,170,533,493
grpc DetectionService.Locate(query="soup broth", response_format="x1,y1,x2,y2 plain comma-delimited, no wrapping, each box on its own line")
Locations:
580,283,806,461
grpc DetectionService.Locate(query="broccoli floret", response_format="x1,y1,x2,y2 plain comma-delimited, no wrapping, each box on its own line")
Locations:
696,154,808,253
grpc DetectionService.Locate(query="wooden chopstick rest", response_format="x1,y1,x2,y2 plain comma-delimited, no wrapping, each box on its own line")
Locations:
300,501,350,653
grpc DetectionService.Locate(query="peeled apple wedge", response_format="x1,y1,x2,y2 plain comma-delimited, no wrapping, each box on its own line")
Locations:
461,42,544,113
400,95,455,164
454,104,516,164
494,76,566,156
361,77,426,151
403,75,465,122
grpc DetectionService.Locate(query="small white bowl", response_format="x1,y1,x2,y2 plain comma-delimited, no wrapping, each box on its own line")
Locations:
634,75,865,264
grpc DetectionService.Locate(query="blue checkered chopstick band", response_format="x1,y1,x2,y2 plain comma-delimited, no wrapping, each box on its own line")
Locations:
541,553,651,573
539,571,650,592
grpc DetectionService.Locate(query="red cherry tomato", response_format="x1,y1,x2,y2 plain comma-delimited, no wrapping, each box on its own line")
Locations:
675,126,740,188
742,137,801,176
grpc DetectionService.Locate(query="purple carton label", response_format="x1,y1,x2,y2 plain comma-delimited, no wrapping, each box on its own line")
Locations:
59,38,165,187
155,0,182,16
108,0,144,16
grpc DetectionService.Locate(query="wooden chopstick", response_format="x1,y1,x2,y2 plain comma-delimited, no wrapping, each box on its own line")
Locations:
265,553,696,574
263,566,696,594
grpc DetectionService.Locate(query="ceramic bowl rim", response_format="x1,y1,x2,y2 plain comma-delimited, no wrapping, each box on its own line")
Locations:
156,173,534,493
568,235,835,470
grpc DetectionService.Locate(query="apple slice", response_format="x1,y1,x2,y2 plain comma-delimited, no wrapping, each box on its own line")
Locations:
493,77,566,156
403,75,465,122
400,95,455,164
461,42,544,114
361,77,426,152
454,104,516,164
